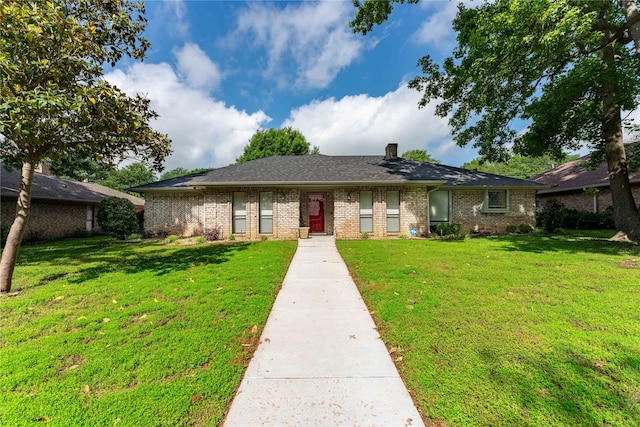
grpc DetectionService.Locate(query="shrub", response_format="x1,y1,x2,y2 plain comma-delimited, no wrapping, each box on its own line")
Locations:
194,236,206,244
1,222,9,247
260,235,268,241
97,197,138,240
506,225,518,233
537,200,615,232
536,200,565,233
164,235,179,244
228,234,236,241
518,224,534,234
360,232,370,239
398,233,407,239
435,223,461,236
203,226,223,241
127,233,141,240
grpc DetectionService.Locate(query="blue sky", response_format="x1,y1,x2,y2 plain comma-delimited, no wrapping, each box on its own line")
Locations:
105,0,481,171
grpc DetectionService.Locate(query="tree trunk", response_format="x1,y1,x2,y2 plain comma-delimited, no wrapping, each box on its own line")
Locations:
0,161,36,293
599,12,640,242
618,0,640,57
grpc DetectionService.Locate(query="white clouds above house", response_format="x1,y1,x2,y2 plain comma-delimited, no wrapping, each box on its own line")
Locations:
228,1,371,90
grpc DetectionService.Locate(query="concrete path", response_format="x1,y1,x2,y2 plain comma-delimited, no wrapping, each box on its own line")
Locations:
223,236,424,427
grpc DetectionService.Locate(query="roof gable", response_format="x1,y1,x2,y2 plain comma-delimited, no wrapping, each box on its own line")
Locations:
1,163,144,207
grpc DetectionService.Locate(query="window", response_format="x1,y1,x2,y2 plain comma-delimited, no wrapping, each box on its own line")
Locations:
86,205,94,231
259,192,273,234
429,190,449,224
386,191,400,233
484,189,508,212
359,191,373,233
233,192,247,233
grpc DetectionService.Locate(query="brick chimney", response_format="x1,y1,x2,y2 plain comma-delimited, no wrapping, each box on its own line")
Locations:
385,143,398,159
35,162,52,175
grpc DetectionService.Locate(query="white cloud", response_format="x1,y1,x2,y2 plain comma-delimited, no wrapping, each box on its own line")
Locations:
104,60,270,171
283,83,473,166
413,1,476,50
160,0,189,38
230,1,369,90
174,43,223,91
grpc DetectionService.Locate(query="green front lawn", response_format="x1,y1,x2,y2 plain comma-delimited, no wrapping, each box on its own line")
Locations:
1,237,297,426
338,234,640,426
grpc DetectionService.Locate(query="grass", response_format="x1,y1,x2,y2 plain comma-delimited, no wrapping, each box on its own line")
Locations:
1,237,297,426
337,232,640,427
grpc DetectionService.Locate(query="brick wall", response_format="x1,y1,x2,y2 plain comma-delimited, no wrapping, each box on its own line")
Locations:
538,185,640,213
143,192,204,236
145,188,300,240
143,186,538,240
333,186,428,239
450,189,536,233
2,199,92,240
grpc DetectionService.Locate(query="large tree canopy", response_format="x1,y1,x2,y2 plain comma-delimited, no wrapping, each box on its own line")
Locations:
401,149,440,163
0,0,172,292
461,154,580,180
352,0,640,240
236,127,317,163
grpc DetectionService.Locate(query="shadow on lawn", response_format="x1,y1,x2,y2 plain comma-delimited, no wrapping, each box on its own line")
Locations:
478,344,640,425
16,239,250,290
493,235,639,256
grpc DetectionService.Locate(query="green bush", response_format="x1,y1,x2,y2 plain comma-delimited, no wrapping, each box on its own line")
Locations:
435,223,461,236
536,201,615,232
194,236,206,244
228,234,236,241
96,197,138,240
360,232,370,239
506,225,518,233
260,235,268,241
164,235,179,244
518,224,534,234
1,222,9,247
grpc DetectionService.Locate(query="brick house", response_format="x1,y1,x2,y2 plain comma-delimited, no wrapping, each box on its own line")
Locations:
531,154,640,213
132,144,546,239
1,163,144,240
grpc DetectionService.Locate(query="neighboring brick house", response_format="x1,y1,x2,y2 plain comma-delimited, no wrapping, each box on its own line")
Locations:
132,144,545,239
1,163,144,240
531,155,640,213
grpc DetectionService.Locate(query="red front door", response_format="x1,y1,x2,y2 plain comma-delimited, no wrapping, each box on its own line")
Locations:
309,194,325,233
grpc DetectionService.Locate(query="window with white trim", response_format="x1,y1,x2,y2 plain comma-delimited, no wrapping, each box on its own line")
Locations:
259,192,273,234
484,189,508,212
429,190,449,224
233,192,247,233
359,191,373,233
386,191,400,233
86,205,95,231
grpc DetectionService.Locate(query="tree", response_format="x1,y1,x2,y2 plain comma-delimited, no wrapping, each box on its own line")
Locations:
96,197,138,240
159,167,190,181
401,149,440,163
461,154,580,180
98,162,156,194
48,151,109,182
0,1,172,293
352,0,640,241
236,127,314,163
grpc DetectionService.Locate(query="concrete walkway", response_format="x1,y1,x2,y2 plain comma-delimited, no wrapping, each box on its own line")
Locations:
223,236,424,427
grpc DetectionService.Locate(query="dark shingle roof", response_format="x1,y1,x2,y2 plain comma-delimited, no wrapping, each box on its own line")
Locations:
532,155,640,194
1,163,144,207
132,154,545,191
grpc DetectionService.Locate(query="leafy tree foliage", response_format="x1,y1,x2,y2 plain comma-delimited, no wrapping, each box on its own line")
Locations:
159,167,212,181
401,149,440,163
48,150,109,182
352,0,640,241
0,0,171,292
98,162,155,194
97,197,138,240
236,127,314,163
461,154,580,180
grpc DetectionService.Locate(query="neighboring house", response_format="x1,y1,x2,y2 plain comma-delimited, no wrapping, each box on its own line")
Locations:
132,144,546,240
1,163,144,240
531,155,640,213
